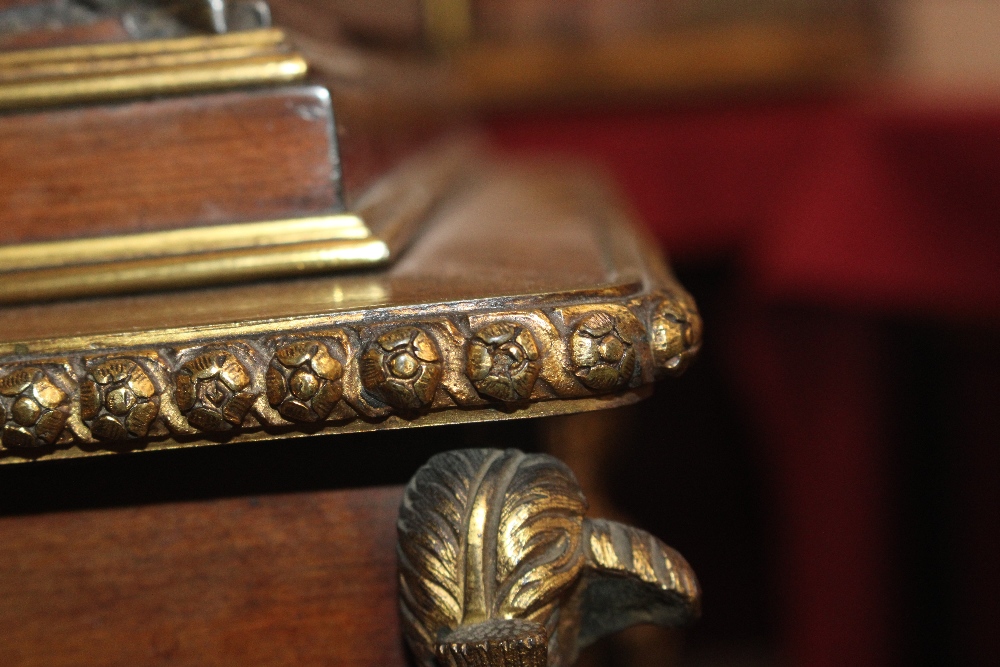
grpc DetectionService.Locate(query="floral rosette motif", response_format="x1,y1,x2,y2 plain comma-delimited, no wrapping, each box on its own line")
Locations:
360,327,442,410
266,340,344,422
0,366,69,449
175,350,257,432
570,312,637,391
650,296,702,376
466,322,541,402
80,358,160,441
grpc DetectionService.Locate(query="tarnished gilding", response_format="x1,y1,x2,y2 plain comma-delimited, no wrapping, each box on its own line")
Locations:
398,449,700,667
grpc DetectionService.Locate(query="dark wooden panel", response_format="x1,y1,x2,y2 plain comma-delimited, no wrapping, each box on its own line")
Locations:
0,19,130,50
0,485,407,666
0,85,339,244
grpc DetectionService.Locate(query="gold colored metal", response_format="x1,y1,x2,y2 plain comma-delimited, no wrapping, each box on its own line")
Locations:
175,347,258,432
361,327,443,411
266,340,345,422
0,238,391,305
466,323,541,402
0,29,306,109
398,448,701,667
0,215,371,273
80,357,160,441
0,30,288,67
0,366,73,449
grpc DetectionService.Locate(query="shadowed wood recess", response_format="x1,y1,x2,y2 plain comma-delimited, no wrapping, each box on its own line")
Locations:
0,485,407,666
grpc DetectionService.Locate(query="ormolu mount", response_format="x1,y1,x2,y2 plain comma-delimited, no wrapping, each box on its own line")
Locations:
398,449,701,667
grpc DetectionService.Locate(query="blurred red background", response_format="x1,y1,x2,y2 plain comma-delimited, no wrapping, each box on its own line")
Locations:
485,59,1000,667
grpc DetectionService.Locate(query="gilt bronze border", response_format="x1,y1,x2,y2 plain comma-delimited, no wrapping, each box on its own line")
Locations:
0,284,700,463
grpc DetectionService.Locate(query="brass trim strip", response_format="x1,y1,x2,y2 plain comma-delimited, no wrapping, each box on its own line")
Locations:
0,215,371,272
0,44,290,82
0,55,307,108
0,29,307,109
0,238,391,305
0,28,288,67
0,285,698,463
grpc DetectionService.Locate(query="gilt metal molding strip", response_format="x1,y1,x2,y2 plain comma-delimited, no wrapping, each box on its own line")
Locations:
0,28,306,109
0,288,701,463
0,237,393,305
398,448,701,667
0,215,373,273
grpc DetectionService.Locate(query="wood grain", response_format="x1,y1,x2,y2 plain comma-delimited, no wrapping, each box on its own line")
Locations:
0,19,130,50
0,165,629,346
0,85,340,244
0,485,407,666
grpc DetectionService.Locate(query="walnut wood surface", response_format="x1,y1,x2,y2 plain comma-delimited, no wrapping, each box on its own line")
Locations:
0,485,407,666
0,85,339,244
0,166,636,347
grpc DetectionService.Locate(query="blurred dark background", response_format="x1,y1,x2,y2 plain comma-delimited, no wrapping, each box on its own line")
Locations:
461,3,1000,665
483,93,1000,666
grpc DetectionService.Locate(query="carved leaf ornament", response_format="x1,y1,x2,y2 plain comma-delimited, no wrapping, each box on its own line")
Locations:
398,449,701,667
570,313,636,391
361,326,442,410
81,358,159,441
175,350,256,432
467,323,541,402
0,366,69,448
266,340,343,421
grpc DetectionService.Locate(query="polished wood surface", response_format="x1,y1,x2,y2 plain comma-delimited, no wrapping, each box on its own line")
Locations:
0,85,338,244
0,484,407,666
0,166,643,347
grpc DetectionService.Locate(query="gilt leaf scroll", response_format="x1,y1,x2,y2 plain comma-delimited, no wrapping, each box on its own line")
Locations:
397,449,701,667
